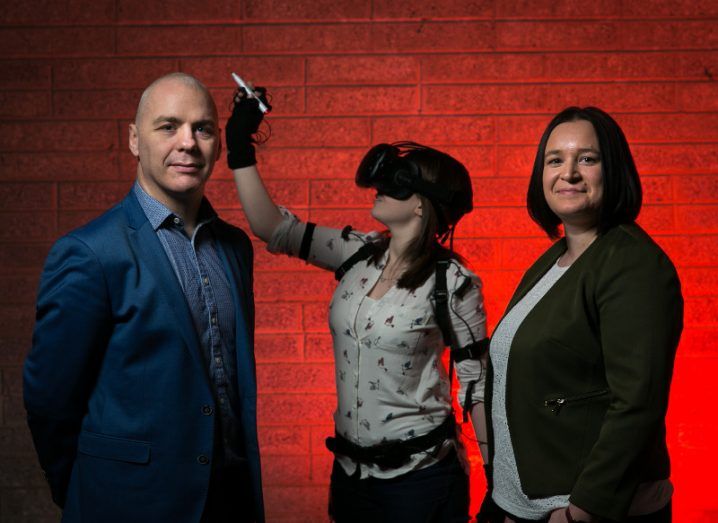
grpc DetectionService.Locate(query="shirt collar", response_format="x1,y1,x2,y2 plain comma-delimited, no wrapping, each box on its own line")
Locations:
133,182,217,231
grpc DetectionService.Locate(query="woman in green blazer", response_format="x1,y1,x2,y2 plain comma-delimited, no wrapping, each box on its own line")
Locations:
479,107,683,523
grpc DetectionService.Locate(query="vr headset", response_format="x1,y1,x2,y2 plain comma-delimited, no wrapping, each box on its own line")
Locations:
355,142,473,233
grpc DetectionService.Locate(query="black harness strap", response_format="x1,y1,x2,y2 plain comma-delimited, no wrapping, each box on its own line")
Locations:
334,243,376,281
298,222,316,261
325,414,455,470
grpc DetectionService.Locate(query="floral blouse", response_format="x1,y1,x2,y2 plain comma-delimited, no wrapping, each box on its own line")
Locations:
268,208,487,479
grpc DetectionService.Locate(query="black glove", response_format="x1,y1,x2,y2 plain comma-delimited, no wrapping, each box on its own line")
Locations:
226,86,271,169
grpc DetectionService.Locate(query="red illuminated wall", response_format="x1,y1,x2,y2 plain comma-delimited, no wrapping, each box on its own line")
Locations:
1,1,717,521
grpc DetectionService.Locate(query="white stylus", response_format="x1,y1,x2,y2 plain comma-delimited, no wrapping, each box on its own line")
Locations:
231,72,269,113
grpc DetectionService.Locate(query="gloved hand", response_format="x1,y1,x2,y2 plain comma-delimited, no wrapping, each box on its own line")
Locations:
226,86,271,169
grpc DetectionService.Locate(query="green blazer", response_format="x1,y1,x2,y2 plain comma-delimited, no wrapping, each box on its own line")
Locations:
486,223,683,521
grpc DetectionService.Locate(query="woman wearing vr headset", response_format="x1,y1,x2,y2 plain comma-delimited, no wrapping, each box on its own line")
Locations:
226,86,488,522
478,107,682,523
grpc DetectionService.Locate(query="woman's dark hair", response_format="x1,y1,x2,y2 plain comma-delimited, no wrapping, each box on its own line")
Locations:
370,142,472,290
527,106,643,239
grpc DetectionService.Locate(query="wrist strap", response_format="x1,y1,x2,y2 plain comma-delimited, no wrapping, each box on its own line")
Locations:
227,143,256,169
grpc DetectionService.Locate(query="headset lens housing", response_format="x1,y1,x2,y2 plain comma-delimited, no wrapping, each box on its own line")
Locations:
355,144,416,200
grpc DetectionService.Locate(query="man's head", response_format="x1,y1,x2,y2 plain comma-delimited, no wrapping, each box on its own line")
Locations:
129,73,221,212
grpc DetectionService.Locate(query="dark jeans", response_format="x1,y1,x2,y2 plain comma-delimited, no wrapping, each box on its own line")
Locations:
329,450,469,523
201,464,256,523
477,494,671,523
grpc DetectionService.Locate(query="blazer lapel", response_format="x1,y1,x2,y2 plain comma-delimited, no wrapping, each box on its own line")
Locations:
505,238,566,312
122,192,206,373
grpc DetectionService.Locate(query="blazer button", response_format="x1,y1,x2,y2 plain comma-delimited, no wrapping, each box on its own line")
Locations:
202,405,213,415
197,454,210,465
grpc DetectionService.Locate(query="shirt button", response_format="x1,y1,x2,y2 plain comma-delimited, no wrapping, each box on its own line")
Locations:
197,454,210,465
203,276,209,285
219,397,226,404
211,315,217,325
214,356,222,365
201,405,213,415
173,217,182,226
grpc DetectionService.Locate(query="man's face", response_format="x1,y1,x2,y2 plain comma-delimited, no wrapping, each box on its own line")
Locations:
129,79,221,209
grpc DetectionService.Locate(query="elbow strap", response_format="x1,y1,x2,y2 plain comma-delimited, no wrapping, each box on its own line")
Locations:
452,337,489,363
298,222,316,261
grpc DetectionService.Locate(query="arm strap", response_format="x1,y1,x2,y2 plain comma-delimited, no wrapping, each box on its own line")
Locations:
453,337,490,363
298,222,316,261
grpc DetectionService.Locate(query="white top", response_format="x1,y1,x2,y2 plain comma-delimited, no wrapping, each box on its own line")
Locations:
268,208,487,479
491,261,571,518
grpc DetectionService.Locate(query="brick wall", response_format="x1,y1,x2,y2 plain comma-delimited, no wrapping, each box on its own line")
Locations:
1,1,717,521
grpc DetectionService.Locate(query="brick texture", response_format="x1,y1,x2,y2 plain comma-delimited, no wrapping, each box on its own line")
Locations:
181,56,304,87
0,122,118,152
244,0,370,21
117,0,239,22
0,28,115,58
258,363,335,393
244,24,373,54
2,3,716,521
308,55,419,85
0,152,123,182
117,26,242,57
0,0,115,25
497,0,622,19
373,116,496,145
253,148,366,180
374,0,494,19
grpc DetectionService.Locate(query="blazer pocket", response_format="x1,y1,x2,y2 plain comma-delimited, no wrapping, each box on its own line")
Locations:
543,388,610,415
78,431,151,464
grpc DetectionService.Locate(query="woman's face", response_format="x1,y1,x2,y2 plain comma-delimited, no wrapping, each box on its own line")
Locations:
542,119,604,231
371,191,423,230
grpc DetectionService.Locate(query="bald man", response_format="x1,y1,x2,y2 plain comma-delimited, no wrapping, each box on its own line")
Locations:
24,73,264,522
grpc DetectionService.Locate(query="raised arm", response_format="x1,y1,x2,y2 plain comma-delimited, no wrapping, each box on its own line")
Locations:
231,164,283,243
225,86,283,243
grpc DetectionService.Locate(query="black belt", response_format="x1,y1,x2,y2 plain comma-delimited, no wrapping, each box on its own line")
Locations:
325,415,455,470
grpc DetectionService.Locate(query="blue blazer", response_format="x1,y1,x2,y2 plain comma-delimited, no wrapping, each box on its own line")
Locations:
24,191,264,522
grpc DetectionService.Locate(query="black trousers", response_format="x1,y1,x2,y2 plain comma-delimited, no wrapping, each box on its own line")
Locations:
329,450,469,523
201,464,256,523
